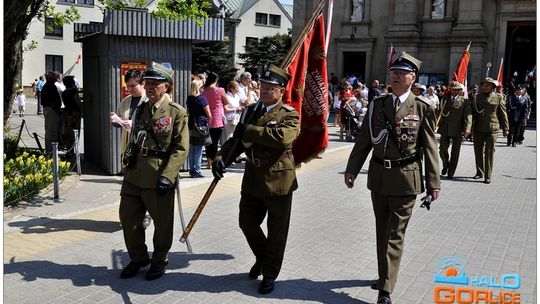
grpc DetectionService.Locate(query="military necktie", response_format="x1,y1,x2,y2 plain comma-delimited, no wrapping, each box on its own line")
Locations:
261,106,267,117
393,95,399,113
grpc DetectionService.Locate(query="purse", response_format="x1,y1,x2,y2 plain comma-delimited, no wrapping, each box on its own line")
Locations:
190,121,212,146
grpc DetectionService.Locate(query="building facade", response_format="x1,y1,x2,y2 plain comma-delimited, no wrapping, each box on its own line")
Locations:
224,0,293,71
293,0,536,87
22,0,103,87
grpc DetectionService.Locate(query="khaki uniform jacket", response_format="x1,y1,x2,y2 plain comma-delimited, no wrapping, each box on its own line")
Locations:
218,101,301,197
346,93,440,195
437,95,472,137
116,94,148,154
471,92,509,133
124,94,189,189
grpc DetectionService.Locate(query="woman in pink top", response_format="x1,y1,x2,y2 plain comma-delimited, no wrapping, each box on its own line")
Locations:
201,72,228,168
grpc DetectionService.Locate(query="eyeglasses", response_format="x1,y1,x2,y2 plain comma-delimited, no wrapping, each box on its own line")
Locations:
391,70,414,77
260,87,281,94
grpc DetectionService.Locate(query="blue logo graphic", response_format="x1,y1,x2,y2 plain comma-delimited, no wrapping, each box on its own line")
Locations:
434,256,468,285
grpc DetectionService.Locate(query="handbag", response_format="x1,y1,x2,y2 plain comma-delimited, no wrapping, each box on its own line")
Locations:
190,121,212,146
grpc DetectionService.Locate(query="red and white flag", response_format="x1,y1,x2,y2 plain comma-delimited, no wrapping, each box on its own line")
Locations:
387,44,396,69
496,57,504,89
282,14,329,164
452,42,471,98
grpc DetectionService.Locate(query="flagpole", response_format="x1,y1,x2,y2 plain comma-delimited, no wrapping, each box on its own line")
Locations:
281,0,327,69
324,0,333,53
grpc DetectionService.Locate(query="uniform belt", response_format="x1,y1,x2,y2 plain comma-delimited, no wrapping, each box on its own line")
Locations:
372,154,418,169
140,147,169,158
249,150,293,167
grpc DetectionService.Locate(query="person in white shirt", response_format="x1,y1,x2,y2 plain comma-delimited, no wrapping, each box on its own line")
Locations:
16,89,27,117
237,71,254,106
426,86,440,111
222,80,243,141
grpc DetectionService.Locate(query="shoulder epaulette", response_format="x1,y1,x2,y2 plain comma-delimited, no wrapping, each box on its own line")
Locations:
169,102,182,110
415,95,431,105
281,104,296,112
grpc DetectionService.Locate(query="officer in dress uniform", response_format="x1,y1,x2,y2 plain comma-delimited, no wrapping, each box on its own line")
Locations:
344,52,440,304
437,81,472,179
470,77,509,184
212,65,300,295
506,85,530,147
119,62,189,280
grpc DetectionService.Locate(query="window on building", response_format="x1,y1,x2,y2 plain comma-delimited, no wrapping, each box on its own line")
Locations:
58,0,76,3
269,14,281,27
246,37,258,48
44,18,63,38
46,55,64,73
77,0,94,4
255,13,268,25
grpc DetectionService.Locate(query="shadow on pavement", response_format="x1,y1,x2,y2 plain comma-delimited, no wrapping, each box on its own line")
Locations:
501,174,536,181
4,250,371,304
8,217,122,234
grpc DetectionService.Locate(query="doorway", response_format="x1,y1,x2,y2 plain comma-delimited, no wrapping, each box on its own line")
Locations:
343,52,366,82
504,21,536,84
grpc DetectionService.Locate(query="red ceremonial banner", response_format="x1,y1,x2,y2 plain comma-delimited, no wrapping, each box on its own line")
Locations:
282,14,329,165
452,49,470,85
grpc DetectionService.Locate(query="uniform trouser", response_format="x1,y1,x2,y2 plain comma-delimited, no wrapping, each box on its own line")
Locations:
439,135,463,176
43,107,59,154
119,181,175,265
371,191,416,294
473,132,498,179
239,193,293,280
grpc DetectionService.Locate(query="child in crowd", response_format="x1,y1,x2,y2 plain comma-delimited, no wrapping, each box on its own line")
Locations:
16,89,26,117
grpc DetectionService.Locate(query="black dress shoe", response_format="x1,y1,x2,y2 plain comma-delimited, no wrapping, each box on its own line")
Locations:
258,277,275,294
484,178,491,184
371,282,378,290
248,259,263,279
377,294,392,304
120,260,150,279
512,143,516,147
441,168,447,175
473,175,482,180
447,174,454,179
145,262,168,281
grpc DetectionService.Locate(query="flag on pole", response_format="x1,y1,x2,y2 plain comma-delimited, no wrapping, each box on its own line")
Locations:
450,42,471,99
75,52,82,64
282,14,329,164
452,42,471,85
387,44,396,69
325,0,333,53
496,57,504,89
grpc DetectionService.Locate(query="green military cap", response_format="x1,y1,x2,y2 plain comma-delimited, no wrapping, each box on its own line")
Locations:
480,77,498,87
449,81,464,90
389,51,422,73
260,65,291,87
144,61,173,82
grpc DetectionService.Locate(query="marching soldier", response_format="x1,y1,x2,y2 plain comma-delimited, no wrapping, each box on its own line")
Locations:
506,85,530,147
344,52,440,304
212,65,300,295
119,62,189,280
437,81,472,179
470,77,509,184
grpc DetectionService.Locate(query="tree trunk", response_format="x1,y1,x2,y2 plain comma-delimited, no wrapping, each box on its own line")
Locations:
4,0,45,124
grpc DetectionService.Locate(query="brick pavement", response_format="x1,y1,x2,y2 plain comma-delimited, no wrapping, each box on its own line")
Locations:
4,104,537,303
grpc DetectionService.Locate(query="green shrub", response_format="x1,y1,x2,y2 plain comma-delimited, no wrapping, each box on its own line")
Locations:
3,152,71,205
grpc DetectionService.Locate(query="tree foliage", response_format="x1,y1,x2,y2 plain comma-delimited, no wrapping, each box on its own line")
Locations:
192,40,238,87
237,33,291,71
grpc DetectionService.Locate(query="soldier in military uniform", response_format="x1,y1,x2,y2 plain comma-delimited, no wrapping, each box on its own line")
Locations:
470,77,509,184
344,52,440,304
437,81,472,179
212,65,300,295
119,62,189,280
506,85,530,147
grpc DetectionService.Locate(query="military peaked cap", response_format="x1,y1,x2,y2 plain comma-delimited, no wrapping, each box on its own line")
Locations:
144,61,174,82
389,51,422,73
260,65,291,87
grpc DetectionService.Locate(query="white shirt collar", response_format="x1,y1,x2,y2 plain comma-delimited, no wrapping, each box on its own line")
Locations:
263,103,278,114
393,91,411,107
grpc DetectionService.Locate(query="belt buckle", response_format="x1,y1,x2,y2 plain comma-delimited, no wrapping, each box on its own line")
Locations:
141,147,149,157
253,158,261,167
384,159,392,169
